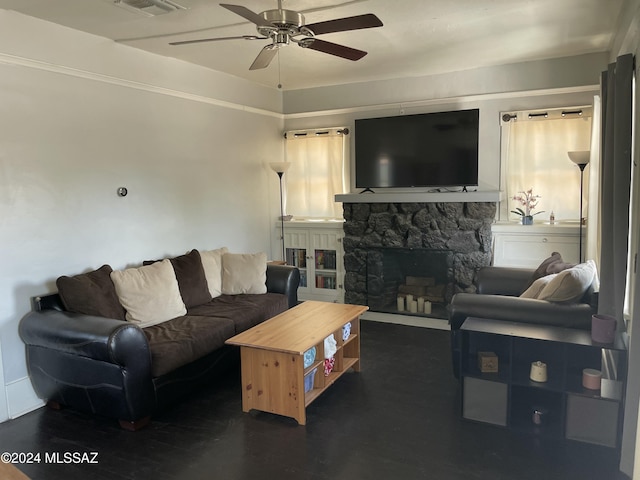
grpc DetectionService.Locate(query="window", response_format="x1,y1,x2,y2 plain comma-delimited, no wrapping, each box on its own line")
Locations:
284,127,349,219
500,107,593,222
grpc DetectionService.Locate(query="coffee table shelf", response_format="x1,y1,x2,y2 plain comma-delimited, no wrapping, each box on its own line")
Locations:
226,301,368,425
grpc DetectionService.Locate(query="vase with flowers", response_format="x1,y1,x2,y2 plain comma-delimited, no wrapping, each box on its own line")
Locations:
511,189,544,225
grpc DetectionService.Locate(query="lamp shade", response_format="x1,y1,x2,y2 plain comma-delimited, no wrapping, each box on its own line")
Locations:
568,151,590,166
269,162,291,174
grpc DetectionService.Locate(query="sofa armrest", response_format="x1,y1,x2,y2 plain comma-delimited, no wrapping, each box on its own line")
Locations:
266,264,300,308
19,309,150,368
476,267,535,296
449,293,594,331
19,308,155,423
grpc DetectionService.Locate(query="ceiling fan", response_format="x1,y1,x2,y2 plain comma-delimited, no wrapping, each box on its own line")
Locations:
169,1,383,70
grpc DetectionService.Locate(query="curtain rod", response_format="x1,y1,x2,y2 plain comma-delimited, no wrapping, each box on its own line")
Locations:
284,127,349,139
500,105,593,123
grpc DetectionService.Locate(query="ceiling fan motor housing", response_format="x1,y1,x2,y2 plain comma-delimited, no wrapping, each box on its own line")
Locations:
258,9,306,39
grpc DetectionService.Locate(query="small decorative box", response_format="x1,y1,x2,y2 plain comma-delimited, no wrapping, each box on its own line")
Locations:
478,351,499,373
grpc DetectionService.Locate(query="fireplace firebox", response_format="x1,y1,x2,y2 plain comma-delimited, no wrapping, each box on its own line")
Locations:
367,248,453,317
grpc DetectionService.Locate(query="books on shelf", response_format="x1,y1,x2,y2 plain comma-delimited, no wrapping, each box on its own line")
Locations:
286,248,307,268
315,274,336,289
315,250,336,270
286,247,336,290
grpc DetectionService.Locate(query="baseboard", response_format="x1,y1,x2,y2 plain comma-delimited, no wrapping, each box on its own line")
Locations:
362,311,450,330
6,377,44,419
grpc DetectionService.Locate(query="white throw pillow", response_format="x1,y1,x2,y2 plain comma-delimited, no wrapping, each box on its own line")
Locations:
200,247,228,298
110,259,186,327
520,274,558,299
221,252,267,295
537,260,596,303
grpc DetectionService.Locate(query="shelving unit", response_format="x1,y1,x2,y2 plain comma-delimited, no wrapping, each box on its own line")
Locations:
282,222,344,302
459,317,627,448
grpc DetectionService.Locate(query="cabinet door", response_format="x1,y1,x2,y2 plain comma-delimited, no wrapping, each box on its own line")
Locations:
284,229,309,290
493,233,579,267
462,377,508,426
284,225,345,302
565,396,620,447
310,230,344,302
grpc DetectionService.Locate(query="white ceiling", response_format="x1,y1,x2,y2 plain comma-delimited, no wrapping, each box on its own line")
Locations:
0,0,625,90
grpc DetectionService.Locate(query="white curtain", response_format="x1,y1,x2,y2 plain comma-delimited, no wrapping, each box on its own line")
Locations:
503,112,592,223
285,128,348,219
585,95,602,274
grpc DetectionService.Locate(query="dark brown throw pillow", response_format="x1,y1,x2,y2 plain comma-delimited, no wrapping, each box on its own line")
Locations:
168,249,212,309
527,252,576,289
56,265,126,320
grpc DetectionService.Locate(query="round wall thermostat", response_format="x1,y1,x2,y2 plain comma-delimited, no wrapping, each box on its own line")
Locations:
117,187,128,197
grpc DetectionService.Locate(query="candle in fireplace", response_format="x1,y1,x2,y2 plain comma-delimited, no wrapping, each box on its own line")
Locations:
424,301,432,314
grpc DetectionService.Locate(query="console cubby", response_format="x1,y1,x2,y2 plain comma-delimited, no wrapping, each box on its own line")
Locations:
460,318,627,448
461,331,511,383
509,385,564,437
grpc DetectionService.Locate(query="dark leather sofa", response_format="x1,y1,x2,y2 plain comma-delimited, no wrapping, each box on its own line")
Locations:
449,265,598,378
19,262,300,430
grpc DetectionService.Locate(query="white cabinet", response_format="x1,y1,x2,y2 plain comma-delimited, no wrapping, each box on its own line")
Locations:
491,223,581,268
282,221,345,303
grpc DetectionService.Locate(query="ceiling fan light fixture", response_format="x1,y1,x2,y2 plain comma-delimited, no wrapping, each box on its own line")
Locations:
114,0,186,16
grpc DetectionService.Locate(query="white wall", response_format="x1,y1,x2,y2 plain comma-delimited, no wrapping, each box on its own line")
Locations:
0,11,284,419
283,52,606,115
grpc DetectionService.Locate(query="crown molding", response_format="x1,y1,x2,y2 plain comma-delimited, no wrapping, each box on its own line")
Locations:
0,52,283,119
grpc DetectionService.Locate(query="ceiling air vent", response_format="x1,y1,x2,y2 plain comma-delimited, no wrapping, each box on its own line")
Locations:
114,0,186,16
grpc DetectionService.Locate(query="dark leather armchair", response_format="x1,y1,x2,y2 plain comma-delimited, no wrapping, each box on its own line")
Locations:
449,266,597,378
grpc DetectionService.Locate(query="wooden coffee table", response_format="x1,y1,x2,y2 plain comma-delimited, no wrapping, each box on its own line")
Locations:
226,301,368,425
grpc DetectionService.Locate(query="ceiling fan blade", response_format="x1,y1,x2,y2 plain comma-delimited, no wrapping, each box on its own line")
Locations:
170,35,265,45
301,38,367,61
304,13,383,36
220,4,269,27
249,45,278,70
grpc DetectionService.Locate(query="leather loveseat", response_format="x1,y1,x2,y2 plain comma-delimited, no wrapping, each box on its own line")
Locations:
449,254,598,378
19,248,300,430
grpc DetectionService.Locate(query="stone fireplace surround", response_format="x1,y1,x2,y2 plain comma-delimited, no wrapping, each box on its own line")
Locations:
342,201,497,317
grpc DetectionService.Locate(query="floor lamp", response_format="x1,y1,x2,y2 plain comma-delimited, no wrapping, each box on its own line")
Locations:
270,162,291,262
568,151,590,263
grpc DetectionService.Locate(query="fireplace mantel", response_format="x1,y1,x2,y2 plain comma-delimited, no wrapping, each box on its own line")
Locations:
335,190,502,204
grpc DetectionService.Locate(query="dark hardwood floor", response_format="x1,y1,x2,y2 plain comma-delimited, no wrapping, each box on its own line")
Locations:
0,321,627,480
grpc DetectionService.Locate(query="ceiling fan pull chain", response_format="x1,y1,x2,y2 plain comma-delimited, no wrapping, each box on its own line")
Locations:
277,50,283,89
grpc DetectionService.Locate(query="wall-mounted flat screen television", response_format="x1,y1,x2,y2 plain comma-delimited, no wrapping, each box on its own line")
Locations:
355,109,479,189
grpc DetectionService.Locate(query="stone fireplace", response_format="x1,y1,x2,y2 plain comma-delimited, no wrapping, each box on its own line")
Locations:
342,201,496,318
